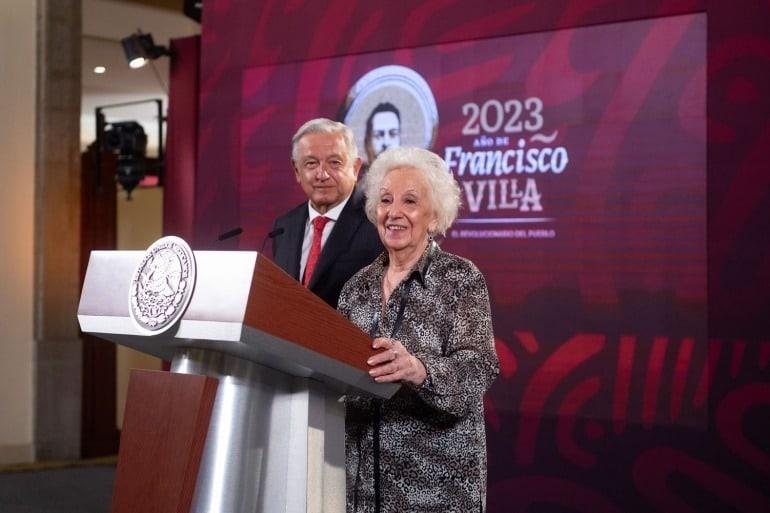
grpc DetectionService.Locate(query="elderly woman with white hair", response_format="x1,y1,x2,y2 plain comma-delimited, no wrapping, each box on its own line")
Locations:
338,146,499,513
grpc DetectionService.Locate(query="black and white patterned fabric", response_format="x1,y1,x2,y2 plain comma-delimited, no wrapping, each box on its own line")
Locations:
338,241,500,513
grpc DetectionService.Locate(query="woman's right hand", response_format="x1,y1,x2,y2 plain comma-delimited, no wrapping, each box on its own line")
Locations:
367,337,427,386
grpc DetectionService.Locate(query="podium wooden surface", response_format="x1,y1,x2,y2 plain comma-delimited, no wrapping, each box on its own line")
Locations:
111,370,218,513
78,250,396,398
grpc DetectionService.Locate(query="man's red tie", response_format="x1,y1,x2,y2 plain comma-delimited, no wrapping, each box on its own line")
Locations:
303,216,330,286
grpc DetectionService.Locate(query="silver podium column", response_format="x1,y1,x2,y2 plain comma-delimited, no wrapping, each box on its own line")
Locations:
172,348,345,513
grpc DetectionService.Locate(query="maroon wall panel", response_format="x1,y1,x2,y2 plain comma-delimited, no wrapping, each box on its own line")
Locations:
165,36,200,242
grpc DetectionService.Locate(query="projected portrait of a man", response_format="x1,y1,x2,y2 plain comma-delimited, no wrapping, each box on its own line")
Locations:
364,102,401,163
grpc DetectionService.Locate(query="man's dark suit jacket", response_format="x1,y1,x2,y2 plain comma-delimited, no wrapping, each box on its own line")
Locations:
271,188,383,309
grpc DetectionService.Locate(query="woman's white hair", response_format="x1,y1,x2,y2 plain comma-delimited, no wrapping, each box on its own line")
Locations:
364,146,461,235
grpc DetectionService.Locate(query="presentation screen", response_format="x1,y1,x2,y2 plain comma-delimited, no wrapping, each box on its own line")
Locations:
239,13,706,426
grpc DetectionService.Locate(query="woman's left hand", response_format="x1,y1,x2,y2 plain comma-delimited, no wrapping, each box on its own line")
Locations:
368,337,427,386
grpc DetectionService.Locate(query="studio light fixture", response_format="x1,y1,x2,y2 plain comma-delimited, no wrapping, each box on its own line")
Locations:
121,31,172,69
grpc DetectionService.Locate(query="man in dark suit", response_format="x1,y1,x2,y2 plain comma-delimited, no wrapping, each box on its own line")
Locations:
271,118,383,308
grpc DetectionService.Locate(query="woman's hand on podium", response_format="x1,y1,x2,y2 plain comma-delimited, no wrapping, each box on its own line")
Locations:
367,337,427,386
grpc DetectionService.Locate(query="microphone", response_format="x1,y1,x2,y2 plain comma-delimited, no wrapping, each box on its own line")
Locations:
261,227,284,253
216,227,243,242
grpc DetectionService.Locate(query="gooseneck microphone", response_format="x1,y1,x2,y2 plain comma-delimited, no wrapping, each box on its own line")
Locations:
215,226,282,252
261,227,284,253
216,227,243,242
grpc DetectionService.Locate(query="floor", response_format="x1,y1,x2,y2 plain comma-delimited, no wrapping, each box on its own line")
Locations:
0,462,115,513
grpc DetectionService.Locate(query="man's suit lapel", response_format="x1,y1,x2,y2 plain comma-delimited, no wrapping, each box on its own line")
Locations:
307,192,367,290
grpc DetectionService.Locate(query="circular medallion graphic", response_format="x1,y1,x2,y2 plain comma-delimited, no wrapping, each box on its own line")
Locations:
128,236,196,335
341,65,438,164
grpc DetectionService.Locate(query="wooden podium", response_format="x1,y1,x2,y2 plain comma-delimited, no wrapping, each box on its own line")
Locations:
78,247,397,513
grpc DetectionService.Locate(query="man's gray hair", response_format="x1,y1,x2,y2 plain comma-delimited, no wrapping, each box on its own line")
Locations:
364,146,461,235
291,118,359,162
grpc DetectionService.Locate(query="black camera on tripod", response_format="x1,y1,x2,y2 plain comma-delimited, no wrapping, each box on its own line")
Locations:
102,121,148,197
103,121,147,154
94,99,164,198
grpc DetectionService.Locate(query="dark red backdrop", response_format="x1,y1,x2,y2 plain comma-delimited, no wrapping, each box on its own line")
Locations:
165,1,770,511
